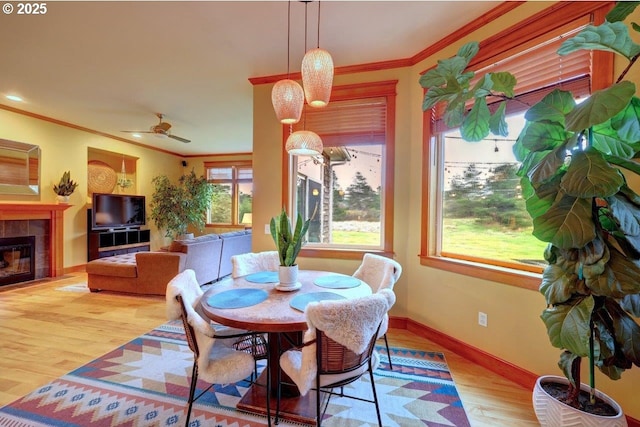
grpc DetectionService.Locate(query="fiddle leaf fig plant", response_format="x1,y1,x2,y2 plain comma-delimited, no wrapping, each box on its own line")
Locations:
270,208,310,267
420,2,640,411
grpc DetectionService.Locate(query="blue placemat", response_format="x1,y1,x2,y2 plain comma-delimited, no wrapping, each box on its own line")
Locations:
206,288,269,309
245,271,279,283
314,274,361,289
290,291,346,312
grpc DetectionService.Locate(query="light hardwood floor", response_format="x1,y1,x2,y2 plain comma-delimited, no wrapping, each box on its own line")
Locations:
0,272,539,426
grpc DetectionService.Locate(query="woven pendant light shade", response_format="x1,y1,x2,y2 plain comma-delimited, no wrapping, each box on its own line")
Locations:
301,48,334,108
272,79,304,124
286,130,323,156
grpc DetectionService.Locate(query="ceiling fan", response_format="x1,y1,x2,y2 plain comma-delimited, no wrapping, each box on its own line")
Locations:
122,113,191,143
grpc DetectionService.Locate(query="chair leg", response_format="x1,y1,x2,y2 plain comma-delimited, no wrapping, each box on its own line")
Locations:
316,371,322,427
383,333,393,370
275,333,281,425
368,368,383,427
265,348,272,427
185,362,198,427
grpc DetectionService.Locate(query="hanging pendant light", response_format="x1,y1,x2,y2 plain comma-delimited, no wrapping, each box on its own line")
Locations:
301,1,333,108
272,79,304,124
272,1,304,124
286,129,323,156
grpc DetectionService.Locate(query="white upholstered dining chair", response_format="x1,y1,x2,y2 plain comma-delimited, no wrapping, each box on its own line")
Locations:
231,250,280,278
352,253,402,369
278,289,396,427
166,269,271,426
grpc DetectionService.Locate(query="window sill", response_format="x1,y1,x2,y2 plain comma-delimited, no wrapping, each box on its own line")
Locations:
419,254,542,291
300,247,394,261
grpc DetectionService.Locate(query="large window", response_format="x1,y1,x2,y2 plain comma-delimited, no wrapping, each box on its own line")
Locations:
421,2,613,287
205,161,253,226
286,81,396,258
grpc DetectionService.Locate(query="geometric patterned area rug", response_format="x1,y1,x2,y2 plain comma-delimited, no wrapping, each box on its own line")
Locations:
0,321,470,427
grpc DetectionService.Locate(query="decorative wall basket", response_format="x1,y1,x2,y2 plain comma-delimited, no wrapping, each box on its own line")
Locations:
88,160,116,194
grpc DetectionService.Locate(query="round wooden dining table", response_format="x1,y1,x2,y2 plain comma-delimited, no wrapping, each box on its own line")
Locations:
199,269,371,425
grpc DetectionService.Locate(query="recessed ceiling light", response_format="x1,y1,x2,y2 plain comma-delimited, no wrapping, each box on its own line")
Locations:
6,95,23,102
131,133,142,138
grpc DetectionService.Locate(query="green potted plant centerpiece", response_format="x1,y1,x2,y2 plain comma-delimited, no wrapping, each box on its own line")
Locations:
53,170,79,203
149,169,214,240
270,208,310,291
419,3,640,425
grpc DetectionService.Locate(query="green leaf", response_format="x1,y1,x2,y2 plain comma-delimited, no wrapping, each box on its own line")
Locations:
460,98,490,141
592,120,636,159
533,193,595,249
621,294,640,317
524,89,575,124
471,74,493,98
558,22,640,60
558,351,581,388
607,299,640,366
606,2,640,23
490,72,517,98
457,41,480,63
540,263,578,305
422,85,461,110
526,177,560,220
611,96,640,143
609,193,640,237
561,149,624,198
541,296,593,357
565,81,636,132
420,56,471,92
528,144,568,185
587,246,640,297
444,102,465,128
488,102,508,137
518,120,569,152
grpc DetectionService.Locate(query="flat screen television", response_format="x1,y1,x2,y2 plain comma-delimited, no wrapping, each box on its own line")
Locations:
91,193,146,231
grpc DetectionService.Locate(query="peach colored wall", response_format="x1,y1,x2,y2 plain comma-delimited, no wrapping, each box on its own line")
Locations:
0,108,183,265
253,1,640,420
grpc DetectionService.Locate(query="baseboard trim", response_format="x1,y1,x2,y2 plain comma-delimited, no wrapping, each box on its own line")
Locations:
389,316,640,427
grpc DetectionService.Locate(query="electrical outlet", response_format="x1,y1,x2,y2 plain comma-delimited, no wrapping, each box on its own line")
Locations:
478,311,488,327
264,224,270,234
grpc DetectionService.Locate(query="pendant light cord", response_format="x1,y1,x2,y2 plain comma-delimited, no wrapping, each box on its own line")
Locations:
316,1,321,48
286,0,291,78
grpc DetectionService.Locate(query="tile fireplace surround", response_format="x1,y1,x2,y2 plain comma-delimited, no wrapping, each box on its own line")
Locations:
0,203,70,281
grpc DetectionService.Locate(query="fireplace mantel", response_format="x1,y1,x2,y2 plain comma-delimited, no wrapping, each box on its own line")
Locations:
0,203,71,277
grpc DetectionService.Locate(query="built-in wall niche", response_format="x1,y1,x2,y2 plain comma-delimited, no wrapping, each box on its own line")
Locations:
87,148,138,196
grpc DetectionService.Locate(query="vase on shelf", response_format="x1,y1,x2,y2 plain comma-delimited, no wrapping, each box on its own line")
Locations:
56,195,70,204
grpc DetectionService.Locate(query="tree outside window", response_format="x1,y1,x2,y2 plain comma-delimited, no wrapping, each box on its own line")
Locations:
205,162,252,226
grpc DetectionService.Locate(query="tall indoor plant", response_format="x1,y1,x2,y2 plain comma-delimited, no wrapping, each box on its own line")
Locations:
420,2,640,424
270,208,310,290
149,169,214,239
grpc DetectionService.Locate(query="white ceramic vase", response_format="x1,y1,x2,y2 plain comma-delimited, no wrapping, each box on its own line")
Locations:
276,265,301,291
532,375,627,427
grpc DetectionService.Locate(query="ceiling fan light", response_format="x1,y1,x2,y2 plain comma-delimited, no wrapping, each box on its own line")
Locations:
272,79,304,124
301,48,334,108
286,130,323,156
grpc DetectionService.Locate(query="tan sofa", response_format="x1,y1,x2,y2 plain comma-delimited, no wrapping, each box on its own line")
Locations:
86,230,252,295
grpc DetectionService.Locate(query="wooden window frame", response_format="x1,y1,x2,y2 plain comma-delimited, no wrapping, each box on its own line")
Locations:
204,160,253,227
420,2,614,290
282,80,397,260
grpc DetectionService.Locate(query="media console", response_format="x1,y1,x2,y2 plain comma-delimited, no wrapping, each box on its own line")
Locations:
87,209,150,261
